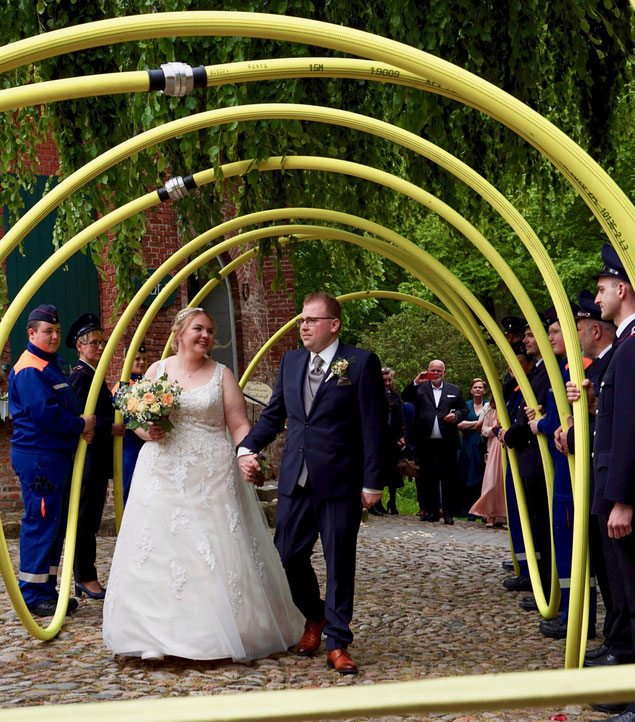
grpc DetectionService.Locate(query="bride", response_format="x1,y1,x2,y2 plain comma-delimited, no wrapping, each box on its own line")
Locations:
102,307,303,661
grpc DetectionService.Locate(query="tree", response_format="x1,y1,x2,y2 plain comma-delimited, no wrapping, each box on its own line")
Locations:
358,302,507,396
1,0,632,325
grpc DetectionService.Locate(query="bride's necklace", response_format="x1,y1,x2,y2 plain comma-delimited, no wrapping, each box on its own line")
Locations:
179,358,206,378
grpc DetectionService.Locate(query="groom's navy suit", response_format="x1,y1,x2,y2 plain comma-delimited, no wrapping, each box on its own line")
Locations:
240,340,386,650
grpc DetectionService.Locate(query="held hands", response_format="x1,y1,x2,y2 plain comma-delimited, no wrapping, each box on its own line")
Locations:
443,412,456,423
238,453,265,487
608,503,633,539
496,427,507,448
81,414,96,443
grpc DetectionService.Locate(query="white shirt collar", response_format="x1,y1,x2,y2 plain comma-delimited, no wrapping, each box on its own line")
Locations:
432,382,443,393
597,343,613,360
310,338,340,369
616,313,635,338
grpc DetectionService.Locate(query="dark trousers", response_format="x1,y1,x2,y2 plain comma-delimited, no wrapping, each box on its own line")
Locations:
597,514,635,661
417,438,459,517
521,474,552,585
274,480,361,650
12,449,73,607
73,470,109,583
589,513,618,643
505,461,529,576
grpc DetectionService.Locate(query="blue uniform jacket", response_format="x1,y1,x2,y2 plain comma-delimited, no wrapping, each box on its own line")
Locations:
240,342,388,499
8,342,84,455
593,321,635,515
537,358,571,500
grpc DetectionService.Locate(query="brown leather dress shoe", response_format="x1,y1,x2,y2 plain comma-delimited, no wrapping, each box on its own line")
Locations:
296,618,327,655
327,648,358,675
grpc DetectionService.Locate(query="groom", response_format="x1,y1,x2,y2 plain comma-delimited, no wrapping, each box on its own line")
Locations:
238,292,387,674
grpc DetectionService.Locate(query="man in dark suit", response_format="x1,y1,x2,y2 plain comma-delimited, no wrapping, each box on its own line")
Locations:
569,245,635,722
238,292,386,675
402,359,468,525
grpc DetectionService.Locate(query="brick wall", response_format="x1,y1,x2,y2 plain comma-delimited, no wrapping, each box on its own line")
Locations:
1,142,298,513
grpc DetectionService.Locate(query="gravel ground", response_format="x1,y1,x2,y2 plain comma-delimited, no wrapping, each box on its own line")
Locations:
0,513,610,721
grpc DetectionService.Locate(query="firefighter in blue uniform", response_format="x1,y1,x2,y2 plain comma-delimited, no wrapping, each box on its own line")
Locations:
8,304,96,616
111,341,147,506
568,245,635,722
555,290,620,673
67,313,124,600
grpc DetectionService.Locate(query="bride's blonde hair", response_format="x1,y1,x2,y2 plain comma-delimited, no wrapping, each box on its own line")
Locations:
170,307,216,354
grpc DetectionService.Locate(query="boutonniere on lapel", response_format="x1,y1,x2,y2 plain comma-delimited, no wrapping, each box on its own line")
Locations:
325,357,354,385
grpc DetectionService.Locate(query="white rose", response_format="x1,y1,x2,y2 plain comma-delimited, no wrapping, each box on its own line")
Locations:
150,403,161,414
137,402,148,414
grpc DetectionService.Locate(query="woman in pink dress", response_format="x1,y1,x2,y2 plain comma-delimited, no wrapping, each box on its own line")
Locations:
469,398,506,527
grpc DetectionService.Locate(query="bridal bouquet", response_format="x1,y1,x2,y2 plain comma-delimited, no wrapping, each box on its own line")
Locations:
113,374,182,432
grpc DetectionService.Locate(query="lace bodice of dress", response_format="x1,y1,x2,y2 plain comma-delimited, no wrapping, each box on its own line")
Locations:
157,359,225,437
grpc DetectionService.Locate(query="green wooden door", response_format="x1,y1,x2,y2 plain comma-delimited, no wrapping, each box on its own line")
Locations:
5,176,99,371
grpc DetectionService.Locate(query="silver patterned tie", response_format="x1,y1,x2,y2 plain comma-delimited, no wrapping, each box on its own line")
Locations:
308,355,324,398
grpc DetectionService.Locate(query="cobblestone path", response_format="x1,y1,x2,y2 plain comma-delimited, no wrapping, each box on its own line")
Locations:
0,514,607,721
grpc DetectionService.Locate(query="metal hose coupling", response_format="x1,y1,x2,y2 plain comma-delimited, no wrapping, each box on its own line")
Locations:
147,63,207,96
158,175,197,202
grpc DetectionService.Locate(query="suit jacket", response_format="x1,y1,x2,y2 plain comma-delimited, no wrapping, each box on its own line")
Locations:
593,322,635,515
70,360,115,478
401,380,468,450
239,341,387,499
503,361,550,477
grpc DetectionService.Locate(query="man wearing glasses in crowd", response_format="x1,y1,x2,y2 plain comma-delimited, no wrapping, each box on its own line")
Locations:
68,313,125,601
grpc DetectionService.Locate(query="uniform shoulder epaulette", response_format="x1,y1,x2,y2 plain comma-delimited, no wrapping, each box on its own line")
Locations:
72,364,84,372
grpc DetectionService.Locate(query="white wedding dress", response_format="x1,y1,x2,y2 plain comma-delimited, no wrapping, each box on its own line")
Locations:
102,361,303,660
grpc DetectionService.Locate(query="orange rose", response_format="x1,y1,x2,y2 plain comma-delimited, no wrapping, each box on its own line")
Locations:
142,392,156,405
127,397,139,413
160,392,174,407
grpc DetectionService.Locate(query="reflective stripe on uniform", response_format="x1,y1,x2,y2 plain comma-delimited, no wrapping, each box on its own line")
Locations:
48,566,58,575
19,570,49,583
52,383,69,390
558,577,596,589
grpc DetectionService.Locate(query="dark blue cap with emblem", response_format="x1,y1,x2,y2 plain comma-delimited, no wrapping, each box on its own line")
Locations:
501,316,526,335
575,289,603,322
593,243,630,282
65,312,102,348
27,304,59,324
543,302,580,328
124,340,147,354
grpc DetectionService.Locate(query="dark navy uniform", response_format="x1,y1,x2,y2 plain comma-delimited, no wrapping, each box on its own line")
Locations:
8,342,84,608
537,357,596,628
593,315,635,666
504,360,552,586
503,384,530,577
69,359,115,584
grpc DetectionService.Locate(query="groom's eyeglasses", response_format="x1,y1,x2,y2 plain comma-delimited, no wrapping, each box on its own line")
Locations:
296,316,335,328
